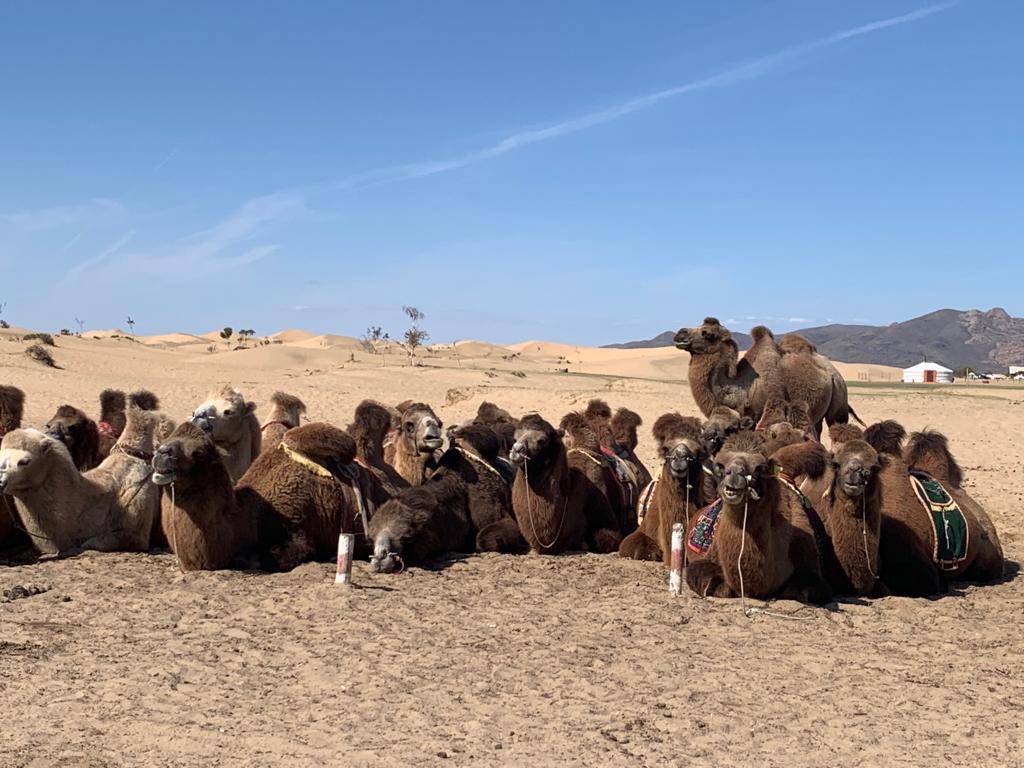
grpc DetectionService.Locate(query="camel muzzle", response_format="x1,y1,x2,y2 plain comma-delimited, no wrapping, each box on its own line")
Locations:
841,466,869,498
673,329,692,350
509,444,527,466
669,450,695,479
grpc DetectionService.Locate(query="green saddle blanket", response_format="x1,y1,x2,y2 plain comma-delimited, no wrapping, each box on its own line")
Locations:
909,470,969,570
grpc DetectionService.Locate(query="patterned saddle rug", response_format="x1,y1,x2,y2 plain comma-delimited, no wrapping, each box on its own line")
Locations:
909,470,969,570
687,499,723,555
636,479,658,526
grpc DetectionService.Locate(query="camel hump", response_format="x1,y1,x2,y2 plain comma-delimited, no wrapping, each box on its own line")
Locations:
584,399,612,421
282,423,357,466
129,390,160,411
828,423,864,445
271,391,307,415
703,317,721,326
750,325,775,343
778,334,817,355
864,420,906,457
0,385,26,434
652,413,702,447
905,430,963,488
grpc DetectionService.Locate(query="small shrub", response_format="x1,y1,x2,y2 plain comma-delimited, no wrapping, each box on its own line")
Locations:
25,344,56,367
0,320,9,329
23,332,55,346
206,344,217,354
59,329,72,336
510,370,526,378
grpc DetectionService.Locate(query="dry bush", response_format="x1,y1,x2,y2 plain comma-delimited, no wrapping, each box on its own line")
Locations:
25,344,57,367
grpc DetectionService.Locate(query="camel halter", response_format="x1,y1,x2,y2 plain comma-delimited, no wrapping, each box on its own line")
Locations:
453,447,504,480
522,460,569,551
168,483,184,574
861,492,878,582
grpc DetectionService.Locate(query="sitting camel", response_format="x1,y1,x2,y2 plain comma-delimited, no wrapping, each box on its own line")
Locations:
674,317,857,438
348,400,409,497
0,405,172,554
618,413,710,565
581,399,653,491
509,414,623,555
860,421,1003,596
384,402,443,486
0,385,27,550
190,385,261,481
685,432,833,605
259,391,307,452
154,421,376,571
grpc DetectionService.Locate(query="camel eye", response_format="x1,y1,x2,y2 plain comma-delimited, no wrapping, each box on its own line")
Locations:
702,331,713,340
223,409,234,417
713,463,724,478
17,457,30,467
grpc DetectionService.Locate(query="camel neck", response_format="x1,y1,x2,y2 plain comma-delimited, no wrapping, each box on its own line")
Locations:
659,463,706,510
355,432,386,465
688,352,732,416
526,446,570,497
15,458,88,551
826,480,881,594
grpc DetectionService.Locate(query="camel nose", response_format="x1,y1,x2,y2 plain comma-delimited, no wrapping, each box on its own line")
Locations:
722,470,748,493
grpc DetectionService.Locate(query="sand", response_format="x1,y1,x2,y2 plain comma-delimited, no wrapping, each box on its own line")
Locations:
2,331,1023,767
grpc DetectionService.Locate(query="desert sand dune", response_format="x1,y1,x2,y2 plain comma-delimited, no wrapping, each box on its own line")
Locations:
1,328,1021,767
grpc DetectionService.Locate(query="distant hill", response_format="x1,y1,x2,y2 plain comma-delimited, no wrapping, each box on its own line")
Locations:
603,308,1024,372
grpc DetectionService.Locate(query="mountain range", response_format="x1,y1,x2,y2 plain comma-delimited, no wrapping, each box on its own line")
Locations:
604,308,1024,372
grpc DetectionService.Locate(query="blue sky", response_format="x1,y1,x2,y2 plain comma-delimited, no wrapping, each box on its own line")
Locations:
1,1,1021,344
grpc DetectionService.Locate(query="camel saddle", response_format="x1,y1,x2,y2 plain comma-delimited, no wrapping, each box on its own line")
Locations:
909,470,969,570
279,443,373,538
599,447,639,510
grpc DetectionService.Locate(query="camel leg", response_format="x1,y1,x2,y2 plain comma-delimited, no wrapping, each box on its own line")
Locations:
960,542,1005,583
475,518,527,554
879,521,946,597
617,529,662,561
583,485,623,553
267,532,314,573
779,569,832,605
685,559,735,598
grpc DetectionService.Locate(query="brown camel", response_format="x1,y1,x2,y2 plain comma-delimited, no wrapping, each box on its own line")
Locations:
190,385,261,481
509,414,622,555
685,432,832,604
154,421,375,571
384,402,443,486
0,385,27,550
618,413,710,564
674,318,857,438
699,405,755,458
367,474,471,573
348,400,409,497
433,423,525,553
858,421,1003,596
260,391,307,452
0,405,170,554
474,401,519,457
799,424,885,596
44,405,101,470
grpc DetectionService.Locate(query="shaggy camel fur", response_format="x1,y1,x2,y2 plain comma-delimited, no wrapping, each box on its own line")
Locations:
800,424,885,596
433,423,525,553
700,406,754,458
0,407,170,554
558,411,635,535
509,414,622,555
857,422,1003,595
348,400,409,498
618,413,710,564
384,402,443,486
674,317,856,438
259,391,306,453
191,385,261,481
368,474,471,573
474,401,519,456
154,422,375,571
44,405,101,470
0,386,26,549
685,433,833,604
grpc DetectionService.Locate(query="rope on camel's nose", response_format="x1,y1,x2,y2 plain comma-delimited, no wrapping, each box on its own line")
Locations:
169,482,184,574
523,460,567,551
861,493,878,582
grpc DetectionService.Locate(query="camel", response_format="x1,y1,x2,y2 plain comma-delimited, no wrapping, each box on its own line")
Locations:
618,413,710,565
44,405,101,470
509,414,622,555
685,432,833,604
798,424,885,596
368,474,471,573
95,389,161,460
859,421,1003,596
674,318,857,438
191,385,261,481
0,405,171,554
474,401,519,457
260,391,307,452
154,421,375,571
0,385,27,550
700,405,755,458
433,423,525,553
348,400,409,497
384,402,443,486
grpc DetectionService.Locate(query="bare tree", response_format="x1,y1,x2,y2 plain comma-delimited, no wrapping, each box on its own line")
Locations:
74,317,85,336
126,316,136,335
402,306,429,364
360,325,383,354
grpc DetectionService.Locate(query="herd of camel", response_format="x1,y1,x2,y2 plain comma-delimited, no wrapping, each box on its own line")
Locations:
0,318,1005,603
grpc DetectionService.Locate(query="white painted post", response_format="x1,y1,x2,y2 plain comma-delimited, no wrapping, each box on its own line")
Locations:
669,523,684,595
335,533,355,585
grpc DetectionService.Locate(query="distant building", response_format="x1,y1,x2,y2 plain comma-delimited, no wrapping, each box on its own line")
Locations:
902,361,953,384
1010,365,1024,376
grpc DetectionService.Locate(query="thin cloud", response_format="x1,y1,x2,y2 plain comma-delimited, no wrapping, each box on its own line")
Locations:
0,198,127,231
67,229,137,280
334,3,953,188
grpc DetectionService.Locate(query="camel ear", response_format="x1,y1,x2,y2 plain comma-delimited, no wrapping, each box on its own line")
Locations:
556,428,565,438
703,317,719,326
245,401,257,416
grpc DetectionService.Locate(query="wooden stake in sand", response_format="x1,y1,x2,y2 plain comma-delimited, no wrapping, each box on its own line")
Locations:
335,533,355,585
669,523,684,595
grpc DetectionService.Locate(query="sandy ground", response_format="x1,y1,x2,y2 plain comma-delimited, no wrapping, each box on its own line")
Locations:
2,330,1023,767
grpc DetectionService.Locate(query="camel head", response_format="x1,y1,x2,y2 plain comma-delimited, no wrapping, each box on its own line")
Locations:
611,408,643,452
266,391,307,430
191,385,256,445
701,406,754,457
830,439,883,502
0,428,70,495
558,412,600,453
652,413,705,483
509,414,562,468
118,405,175,461
765,421,813,448
44,405,98,461
396,403,443,455
0,385,25,437
674,317,736,356
711,432,773,506
152,422,224,487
